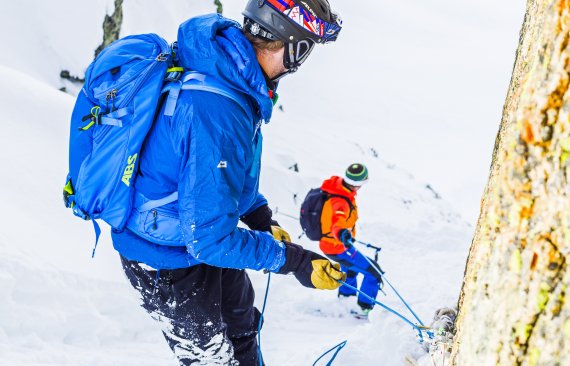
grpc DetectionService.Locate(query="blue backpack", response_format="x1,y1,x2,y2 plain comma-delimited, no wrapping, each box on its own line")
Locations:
63,33,245,252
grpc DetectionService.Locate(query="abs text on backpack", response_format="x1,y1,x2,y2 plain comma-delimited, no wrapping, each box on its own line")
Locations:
299,188,354,241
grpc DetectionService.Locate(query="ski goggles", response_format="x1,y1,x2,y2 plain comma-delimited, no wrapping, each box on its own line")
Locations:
269,38,315,82
284,38,315,71
266,0,343,43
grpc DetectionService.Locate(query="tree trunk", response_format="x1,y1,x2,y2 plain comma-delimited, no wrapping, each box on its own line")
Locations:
452,1,570,365
214,0,223,14
94,0,124,58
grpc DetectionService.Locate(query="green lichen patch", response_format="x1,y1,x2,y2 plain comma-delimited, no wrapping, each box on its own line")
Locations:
537,282,551,312
510,249,523,274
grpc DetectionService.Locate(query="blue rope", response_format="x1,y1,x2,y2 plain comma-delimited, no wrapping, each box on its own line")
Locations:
257,272,271,366
356,248,433,339
383,276,426,328
338,280,427,340
312,340,348,366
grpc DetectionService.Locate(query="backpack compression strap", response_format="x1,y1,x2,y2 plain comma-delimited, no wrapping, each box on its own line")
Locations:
137,191,179,212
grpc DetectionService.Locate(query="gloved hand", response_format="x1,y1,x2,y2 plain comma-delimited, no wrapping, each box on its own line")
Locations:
338,229,354,248
241,205,291,241
240,204,278,232
277,242,346,290
271,225,291,242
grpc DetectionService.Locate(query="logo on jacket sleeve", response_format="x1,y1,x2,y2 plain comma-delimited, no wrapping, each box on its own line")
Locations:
121,153,138,186
217,161,228,169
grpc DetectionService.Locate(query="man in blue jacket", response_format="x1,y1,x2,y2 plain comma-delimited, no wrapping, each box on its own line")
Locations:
112,1,345,364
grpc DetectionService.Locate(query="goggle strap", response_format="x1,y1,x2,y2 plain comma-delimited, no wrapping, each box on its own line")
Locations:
244,18,280,42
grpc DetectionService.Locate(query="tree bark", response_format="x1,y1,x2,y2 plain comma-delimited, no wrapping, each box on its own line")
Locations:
94,0,124,58
214,0,223,14
452,1,570,365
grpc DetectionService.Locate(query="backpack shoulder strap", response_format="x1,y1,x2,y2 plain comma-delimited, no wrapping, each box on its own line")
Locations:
320,192,356,239
326,193,355,213
163,71,251,117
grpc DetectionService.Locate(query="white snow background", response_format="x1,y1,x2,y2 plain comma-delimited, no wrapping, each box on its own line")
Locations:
0,1,525,365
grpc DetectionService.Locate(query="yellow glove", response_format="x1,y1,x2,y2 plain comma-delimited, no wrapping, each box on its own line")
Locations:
310,260,346,290
277,242,346,290
271,225,291,242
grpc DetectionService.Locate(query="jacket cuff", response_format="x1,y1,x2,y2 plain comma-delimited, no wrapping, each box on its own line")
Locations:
267,241,287,272
332,227,344,241
275,242,305,274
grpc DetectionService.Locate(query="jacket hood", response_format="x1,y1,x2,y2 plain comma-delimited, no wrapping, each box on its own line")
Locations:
321,176,356,199
177,14,273,122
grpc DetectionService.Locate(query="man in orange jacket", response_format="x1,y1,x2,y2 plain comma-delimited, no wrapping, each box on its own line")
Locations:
320,163,383,318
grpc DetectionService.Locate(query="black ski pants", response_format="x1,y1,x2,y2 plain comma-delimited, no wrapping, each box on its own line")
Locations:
121,256,262,366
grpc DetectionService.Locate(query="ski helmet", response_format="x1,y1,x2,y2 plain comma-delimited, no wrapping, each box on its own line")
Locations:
243,0,342,77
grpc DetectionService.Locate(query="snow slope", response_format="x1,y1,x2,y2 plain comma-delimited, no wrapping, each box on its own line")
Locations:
0,65,173,365
0,1,524,365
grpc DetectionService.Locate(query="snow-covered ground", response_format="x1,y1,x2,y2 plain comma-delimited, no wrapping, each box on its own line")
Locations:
0,1,524,365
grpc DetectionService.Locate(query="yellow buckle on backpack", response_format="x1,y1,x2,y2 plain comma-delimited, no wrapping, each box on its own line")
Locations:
165,67,184,82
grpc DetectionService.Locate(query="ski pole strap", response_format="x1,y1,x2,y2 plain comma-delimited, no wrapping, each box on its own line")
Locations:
360,252,385,279
312,340,347,366
338,280,426,340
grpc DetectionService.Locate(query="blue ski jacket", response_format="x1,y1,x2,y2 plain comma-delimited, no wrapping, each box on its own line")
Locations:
111,14,286,271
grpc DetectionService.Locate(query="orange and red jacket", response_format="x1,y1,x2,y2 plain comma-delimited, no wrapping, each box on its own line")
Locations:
319,176,358,255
